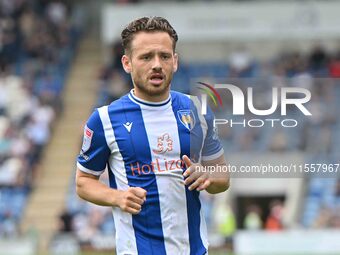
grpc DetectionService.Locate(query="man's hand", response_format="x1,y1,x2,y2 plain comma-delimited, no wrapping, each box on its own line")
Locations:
182,155,230,194
182,155,211,191
116,187,147,215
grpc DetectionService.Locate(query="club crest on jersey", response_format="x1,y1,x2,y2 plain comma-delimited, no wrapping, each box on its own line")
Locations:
81,125,93,153
177,110,195,131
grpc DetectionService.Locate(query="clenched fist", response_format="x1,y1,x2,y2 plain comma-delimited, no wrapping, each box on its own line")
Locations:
116,187,147,214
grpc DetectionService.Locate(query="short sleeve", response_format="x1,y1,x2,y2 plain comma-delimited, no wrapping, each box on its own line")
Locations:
77,109,111,176
201,106,224,161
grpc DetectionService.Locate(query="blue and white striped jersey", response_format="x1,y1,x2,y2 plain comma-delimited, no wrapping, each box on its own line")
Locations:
77,90,224,255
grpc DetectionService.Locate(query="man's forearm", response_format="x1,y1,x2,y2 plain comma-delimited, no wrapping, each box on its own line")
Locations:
76,173,121,207
206,177,230,194
203,159,230,194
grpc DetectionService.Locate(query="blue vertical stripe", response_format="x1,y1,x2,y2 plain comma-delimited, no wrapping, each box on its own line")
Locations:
107,96,166,255
107,164,117,189
77,109,111,172
171,92,207,255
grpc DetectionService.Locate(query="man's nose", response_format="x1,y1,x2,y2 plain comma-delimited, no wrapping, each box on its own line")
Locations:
152,56,162,71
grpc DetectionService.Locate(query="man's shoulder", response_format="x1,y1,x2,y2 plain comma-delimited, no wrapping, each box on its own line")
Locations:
170,90,192,106
171,90,202,108
170,90,190,99
101,94,130,111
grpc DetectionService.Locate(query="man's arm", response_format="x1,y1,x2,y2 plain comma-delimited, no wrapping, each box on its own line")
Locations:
183,154,230,194
76,168,147,214
202,155,230,194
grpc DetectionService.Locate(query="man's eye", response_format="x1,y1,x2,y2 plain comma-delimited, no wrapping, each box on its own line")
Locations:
162,55,170,60
142,56,150,60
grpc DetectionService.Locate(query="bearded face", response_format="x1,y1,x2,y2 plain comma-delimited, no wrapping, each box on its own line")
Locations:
121,31,178,101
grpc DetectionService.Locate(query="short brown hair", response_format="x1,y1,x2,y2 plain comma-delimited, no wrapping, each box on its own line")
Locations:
121,16,178,54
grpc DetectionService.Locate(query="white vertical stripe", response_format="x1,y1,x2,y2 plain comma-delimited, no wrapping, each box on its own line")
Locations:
191,96,208,162
97,106,138,255
140,105,191,255
199,196,209,251
189,95,210,250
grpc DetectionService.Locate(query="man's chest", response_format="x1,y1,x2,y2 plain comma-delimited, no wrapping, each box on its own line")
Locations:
110,106,204,167
120,109,187,162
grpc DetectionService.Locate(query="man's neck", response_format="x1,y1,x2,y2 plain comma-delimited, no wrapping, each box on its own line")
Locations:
133,89,170,102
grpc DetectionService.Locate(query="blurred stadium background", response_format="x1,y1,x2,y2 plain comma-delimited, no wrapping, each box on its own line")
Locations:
0,0,339,254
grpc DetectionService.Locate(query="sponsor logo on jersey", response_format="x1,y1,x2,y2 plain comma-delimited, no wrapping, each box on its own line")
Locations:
81,125,93,153
152,133,173,154
79,151,89,161
177,110,195,131
123,122,133,132
130,158,185,176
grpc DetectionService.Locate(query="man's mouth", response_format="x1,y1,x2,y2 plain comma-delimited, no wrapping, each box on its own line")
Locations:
149,73,164,85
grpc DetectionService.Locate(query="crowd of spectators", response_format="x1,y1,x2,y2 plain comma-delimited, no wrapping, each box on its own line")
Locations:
208,45,339,156
0,0,82,237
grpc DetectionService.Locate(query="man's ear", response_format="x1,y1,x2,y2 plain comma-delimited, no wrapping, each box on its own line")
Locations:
173,53,178,73
121,55,132,73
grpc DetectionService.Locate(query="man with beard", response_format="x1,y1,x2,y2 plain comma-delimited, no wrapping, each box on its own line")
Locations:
76,16,229,255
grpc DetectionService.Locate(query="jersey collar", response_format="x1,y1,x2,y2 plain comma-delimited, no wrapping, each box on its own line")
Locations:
128,89,171,108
